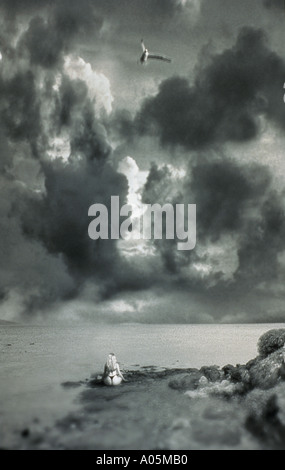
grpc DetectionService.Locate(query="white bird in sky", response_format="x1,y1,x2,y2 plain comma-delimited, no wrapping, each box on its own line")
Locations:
139,39,171,64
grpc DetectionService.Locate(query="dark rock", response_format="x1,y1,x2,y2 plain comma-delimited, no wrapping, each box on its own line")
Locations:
258,329,285,358
221,364,251,393
222,364,236,379
245,357,260,370
279,361,285,380
199,366,223,383
232,366,250,385
248,349,284,390
221,349,285,394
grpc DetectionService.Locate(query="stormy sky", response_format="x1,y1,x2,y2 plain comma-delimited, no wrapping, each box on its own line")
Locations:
0,0,285,324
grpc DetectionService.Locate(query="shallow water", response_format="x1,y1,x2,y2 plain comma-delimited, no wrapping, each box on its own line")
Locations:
0,323,284,448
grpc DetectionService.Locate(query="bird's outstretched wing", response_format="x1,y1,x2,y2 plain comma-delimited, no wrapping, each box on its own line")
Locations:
141,39,146,51
148,54,171,63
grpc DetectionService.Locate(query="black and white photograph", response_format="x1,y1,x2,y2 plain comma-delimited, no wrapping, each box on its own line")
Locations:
1,0,285,452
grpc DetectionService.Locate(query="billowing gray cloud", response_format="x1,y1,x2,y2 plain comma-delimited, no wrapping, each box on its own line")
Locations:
17,2,102,69
0,1,285,323
263,0,284,9
141,152,285,309
236,190,285,286
189,158,272,240
131,27,285,149
0,4,151,316
0,70,42,146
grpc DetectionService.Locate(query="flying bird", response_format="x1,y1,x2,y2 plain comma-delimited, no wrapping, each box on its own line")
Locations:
139,39,171,64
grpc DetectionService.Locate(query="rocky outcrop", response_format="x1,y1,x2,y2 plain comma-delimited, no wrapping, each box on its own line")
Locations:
200,365,223,383
257,329,285,358
247,349,285,390
169,339,285,397
168,330,285,449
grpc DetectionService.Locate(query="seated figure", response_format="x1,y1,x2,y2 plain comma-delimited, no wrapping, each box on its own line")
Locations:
103,353,125,386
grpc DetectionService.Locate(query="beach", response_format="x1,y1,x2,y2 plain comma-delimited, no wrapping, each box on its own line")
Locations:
1,323,285,450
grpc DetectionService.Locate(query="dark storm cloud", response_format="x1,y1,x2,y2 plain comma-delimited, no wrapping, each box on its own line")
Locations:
0,129,15,174
0,0,52,17
0,0,99,21
94,0,179,21
0,4,151,314
126,20,285,320
0,0,54,9
14,72,152,308
0,0,177,31
0,177,77,313
17,2,102,69
189,158,272,240
21,158,127,287
236,191,285,286
141,163,186,274
263,0,285,10
133,27,285,149
141,153,285,303
0,70,42,143
20,16,65,69
189,159,285,296
142,163,179,205
51,75,110,161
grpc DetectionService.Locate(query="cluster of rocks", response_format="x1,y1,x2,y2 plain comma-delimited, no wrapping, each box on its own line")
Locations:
167,329,285,449
168,348,285,396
